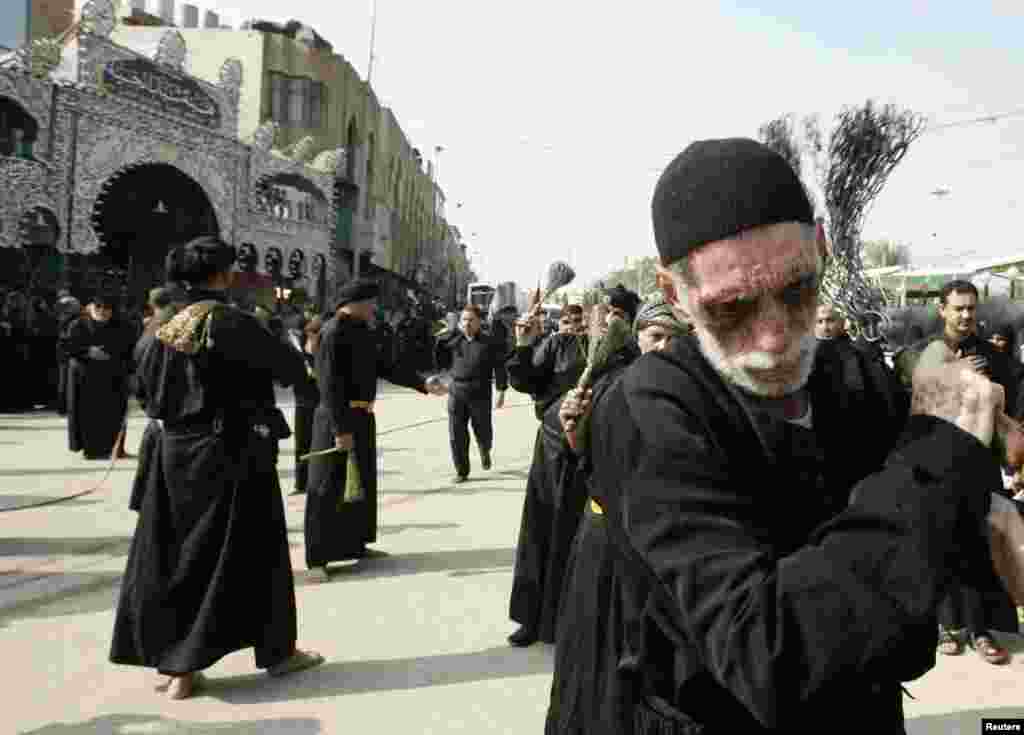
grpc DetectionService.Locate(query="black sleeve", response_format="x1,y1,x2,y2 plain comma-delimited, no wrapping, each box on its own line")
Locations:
379,343,428,394
602,371,999,728
492,338,508,392
317,324,355,434
433,332,454,372
59,318,92,360
211,309,307,388
506,339,543,395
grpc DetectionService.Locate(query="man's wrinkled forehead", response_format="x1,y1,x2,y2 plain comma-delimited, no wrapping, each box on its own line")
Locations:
687,230,819,307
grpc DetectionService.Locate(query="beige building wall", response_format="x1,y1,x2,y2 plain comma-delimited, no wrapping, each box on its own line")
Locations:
176,29,263,141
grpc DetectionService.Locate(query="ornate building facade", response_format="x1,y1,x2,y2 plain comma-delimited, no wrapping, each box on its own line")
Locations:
0,0,339,310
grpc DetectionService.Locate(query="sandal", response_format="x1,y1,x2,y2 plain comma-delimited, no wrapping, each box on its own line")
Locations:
268,648,324,677
937,628,963,656
972,635,1010,665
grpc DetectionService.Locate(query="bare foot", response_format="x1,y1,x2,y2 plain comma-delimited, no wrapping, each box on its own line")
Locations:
166,672,204,699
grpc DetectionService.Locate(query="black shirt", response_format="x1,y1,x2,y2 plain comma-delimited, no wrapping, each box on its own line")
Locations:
434,330,509,398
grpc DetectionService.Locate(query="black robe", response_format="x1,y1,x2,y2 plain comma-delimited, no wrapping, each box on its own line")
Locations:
304,315,428,568
110,290,307,675
545,358,636,735
61,315,136,458
506,331,587,642
547,335,999,734
0,313,35,412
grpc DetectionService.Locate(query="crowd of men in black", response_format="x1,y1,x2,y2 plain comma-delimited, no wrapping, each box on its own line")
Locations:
10,138,1024,732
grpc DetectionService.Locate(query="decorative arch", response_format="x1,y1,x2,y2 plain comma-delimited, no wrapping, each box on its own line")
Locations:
73,130,235,253
154,30,188,72
0,75,51,157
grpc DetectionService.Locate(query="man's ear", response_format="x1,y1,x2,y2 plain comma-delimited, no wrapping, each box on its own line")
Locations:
656,263,693,322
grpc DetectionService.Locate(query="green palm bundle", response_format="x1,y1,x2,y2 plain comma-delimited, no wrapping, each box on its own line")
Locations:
341,451,364,506
571,317,631,453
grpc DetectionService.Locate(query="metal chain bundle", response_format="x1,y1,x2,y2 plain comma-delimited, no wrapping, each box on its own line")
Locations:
817,102,925,333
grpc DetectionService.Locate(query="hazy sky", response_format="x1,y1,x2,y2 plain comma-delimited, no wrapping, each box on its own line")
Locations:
203,1,1022,287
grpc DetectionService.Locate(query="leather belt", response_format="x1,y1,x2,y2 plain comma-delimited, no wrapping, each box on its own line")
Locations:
350,400,375,413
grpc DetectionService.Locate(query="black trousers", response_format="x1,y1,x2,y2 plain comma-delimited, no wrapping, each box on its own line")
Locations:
448,393,493,477
293,403,315,491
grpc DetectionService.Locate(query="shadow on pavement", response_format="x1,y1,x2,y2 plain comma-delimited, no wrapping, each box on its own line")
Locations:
0,536,132,557
20,713,322,734
313,547,514,582
204,644,553,704
378,477,527,499
377,522,460,536
907,706,1024,733
0,572,122,625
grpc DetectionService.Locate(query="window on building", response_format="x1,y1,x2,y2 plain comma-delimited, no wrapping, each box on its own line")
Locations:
270,74,287,125
287,77,306,126
309,82,324,127
267,73,326,129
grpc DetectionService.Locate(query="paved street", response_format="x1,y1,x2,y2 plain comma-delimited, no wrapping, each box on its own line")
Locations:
1,388,1022,734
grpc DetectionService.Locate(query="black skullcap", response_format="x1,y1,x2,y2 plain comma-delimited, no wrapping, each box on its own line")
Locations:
335,278,380,309
606,284,641,322
166,235,237,285
652,138,814,265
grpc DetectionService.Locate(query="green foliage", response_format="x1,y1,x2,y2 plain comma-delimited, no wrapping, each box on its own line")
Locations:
862,239,912,268
592,256,660,297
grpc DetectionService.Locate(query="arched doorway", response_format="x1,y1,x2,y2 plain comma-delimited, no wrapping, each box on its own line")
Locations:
0,97,39,158
89,163,219,307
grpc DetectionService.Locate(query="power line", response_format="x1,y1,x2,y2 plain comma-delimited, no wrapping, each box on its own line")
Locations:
924,107,1024,133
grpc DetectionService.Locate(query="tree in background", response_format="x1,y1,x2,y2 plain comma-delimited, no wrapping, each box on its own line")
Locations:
592,256,660,298
862,239,913,269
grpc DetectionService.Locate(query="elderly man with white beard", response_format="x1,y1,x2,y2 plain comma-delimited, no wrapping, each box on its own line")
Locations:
544,138,1005,735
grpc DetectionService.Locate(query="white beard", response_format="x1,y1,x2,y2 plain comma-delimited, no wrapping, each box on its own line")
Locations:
694,328,819,398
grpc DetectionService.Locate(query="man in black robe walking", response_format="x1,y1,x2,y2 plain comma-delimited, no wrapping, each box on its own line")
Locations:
433,303,509,482
60,293,136,459
546,138,1008,733
505,302,589,646
111,235,322,700
304,279,445,583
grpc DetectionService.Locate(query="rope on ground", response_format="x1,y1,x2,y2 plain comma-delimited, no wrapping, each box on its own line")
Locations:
0,424,127,513
0,401,534,512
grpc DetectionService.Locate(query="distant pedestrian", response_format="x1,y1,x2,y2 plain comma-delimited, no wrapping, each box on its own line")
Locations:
111,235,323,699
291,315,322,496
54,295,83,416
434,304,509,483
60,292,135,459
